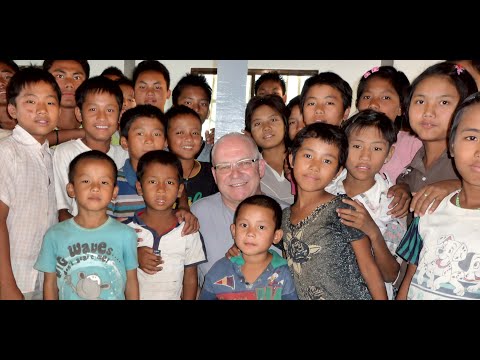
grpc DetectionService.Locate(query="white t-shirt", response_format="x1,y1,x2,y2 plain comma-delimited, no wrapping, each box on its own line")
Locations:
53,139,128,216
261,163,294,205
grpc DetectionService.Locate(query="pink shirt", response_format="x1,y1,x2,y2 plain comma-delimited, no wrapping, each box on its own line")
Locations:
381,131,422,183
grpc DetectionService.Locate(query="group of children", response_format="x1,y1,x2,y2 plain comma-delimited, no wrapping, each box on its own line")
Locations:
1,59,480,300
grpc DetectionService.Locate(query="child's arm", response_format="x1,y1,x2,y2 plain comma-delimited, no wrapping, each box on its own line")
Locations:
43,272,59,300
125,269,139,300
337,198,399,282
409,179,461,217
351,236,388,300
182,266,198,300
396,263,417,300
58,209,73,222
47,128,85,147
387,183,411,218
0,201,23,300
174,208,200,236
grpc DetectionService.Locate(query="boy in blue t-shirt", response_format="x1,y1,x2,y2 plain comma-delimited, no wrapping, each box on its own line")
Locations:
199,194,297,300
35,150,139,300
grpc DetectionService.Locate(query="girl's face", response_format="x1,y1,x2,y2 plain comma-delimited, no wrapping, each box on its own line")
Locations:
357,77,402,122
250,104,286,150
409,75,460,143
451,103,480,188
302,84,350,126
288,104,305,141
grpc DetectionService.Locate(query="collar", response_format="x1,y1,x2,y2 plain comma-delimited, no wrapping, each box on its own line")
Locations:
230,249,287,269
123,159,138,187
409,147,450,172
12,125,50,149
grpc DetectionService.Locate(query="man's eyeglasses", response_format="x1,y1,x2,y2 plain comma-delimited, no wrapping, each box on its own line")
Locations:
213,158,259,174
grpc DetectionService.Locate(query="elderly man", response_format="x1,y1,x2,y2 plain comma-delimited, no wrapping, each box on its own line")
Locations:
191,132,287,287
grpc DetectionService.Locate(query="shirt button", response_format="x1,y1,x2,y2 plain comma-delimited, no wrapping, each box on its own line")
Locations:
421,177,426,181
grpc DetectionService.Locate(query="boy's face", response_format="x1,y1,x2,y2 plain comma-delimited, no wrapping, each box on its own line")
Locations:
7,81,60,143
409,75,460,143
288,104,305,141
76,91,120,142
250,104,285,150
176,85,210,123
119,83,136,117
120,117,166,163
451,103,480,187
303,84,350,126
0,62,16,106
357,77,402,122
346,126,394,183
48,60,87,109
66,159,118,213
289,138,341,192
257,80,286,102
230,204,283,257
134,70,171,111
135,162,184,212
167,114,203,161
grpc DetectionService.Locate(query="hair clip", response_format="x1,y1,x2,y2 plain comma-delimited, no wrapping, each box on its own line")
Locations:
454,64,464,75
363,66,380,79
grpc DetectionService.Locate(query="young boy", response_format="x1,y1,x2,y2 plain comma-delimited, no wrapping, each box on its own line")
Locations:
111,77,136,146
199,194,297,300
326,109,406,299
123,150,206,300
254,71,287,103
165,105,217,206
35,150,139,300
0,66,61,299
171,73,214,162
283,122,387,299
53,76,129,221
300,71,352,126
132,60,171,112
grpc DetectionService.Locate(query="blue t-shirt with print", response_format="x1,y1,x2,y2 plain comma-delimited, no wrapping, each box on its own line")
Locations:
34,217,138,300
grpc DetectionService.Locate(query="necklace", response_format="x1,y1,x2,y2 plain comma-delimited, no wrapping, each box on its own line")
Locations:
455,189,480,210
184,160,199,181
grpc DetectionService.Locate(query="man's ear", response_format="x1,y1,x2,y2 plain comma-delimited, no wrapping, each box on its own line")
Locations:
258,158,266,179
135,180,143,196
75,107,83,123
7,104,17,119
66,183,76,199
112,185,119,200
166,89,172,100
273,229,283,245
385,144,395,164
342,106,351,121
120,136,129,151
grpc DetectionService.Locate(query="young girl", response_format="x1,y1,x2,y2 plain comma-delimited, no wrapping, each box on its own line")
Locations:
397,61,477,218
245,94,293,204
396,92,480,300
283,122,387,300
165,105,217,206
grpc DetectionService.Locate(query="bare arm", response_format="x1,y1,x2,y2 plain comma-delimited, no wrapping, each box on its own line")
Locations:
0,200,23,300
137,247,163,275
43,272,59,300
396,263,417,300
410,179,461,217
125,269,139,300
58,209,73,222
47,128,85,147
182,266,198,300
338,199,399,282
351,236,388,300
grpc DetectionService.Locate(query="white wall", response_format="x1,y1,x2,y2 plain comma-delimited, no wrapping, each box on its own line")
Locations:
393,60,443,82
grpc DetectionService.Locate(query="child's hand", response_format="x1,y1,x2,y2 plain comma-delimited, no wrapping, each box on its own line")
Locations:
387,183,411,218
410,179,461,217
337,198,379,237
205,128,215,145
137,247,163,275
175,209,199,236
226,244,241,259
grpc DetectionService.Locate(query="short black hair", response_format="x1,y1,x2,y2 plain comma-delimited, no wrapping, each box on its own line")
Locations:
68,150,118,185
132,60,170,89
75,75,123,112
136,149,183,183
0,60,19,73
342,109,397,149
7,65,61,106
290,122,348,171
165,104,202,131
101,66,124,79
42,60,90,79
254,71,286,96
120,104,167,139
234,194,283,230
172,73,212,105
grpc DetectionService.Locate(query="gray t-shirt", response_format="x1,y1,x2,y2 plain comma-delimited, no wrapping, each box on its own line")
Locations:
282,195,371,300
192,192,286,287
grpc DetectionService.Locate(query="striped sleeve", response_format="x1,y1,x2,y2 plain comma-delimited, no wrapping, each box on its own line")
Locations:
395,216,423,265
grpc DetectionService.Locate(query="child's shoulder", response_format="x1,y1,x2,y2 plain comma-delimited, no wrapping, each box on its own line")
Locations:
54,139,86,156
